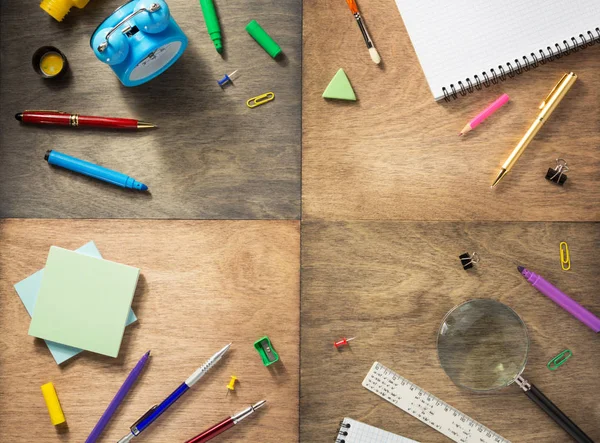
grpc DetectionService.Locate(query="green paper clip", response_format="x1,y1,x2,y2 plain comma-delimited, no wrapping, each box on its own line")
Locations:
547,349,572,371
254,336,279,366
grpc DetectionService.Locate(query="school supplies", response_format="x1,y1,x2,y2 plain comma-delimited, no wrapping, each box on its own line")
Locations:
247,92,275,108
546,159,569,186
459,252,479,270
86,351,151,443
183,400,266,443
199,0,223,53
16,111,155,129
14,241,137,365
40,0,89,22
91,0,188,87
392,0,599,101
32,46,68,79
459,94,509,136
344,0,381,64
335,418,419,443
548,350,573,371
334,337,355,349
246,20,282,58
45,150,149,191
254,336,279,366
118,344,231,443
225,375,238,395
218,70,239,88
363,362,509,443
28,246,140,358
323,69,356,101
559,242,571,271
41,382,66,426
518,266,600,333
491,73,577,188
438,299,593,443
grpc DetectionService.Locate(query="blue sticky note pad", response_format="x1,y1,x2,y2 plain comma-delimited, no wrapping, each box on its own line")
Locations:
14,241,137,365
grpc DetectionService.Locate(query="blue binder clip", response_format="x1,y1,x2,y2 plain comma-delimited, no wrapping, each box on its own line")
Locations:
91,0,188,87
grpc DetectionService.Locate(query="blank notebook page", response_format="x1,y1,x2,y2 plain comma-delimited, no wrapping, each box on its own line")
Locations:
394,0,600,100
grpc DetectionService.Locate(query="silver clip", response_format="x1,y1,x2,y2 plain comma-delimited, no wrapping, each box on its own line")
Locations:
546,158,568,185
130,404,157,435
459,252,480,270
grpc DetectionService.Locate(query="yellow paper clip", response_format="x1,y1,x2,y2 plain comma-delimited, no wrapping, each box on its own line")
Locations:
246,92,275,108
559,241,570,271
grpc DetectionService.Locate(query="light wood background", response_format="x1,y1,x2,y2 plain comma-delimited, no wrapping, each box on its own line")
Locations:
0,0,301,219
0,219,299,442
301,221,600,442
303,0,600,221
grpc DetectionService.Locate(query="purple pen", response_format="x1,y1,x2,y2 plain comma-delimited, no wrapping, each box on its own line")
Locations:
518,266,600,333
85,350,151,443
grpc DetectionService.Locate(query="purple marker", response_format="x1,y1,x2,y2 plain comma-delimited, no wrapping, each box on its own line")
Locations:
85,350,151,443
518,266,600,333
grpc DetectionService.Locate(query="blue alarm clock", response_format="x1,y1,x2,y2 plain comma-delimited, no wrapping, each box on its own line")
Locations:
91,0,188,87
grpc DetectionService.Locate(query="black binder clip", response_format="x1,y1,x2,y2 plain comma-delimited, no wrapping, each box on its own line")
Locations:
545,158,568,185
459,252,480,270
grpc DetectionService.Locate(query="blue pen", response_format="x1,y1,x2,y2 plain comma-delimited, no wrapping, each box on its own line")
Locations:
117,344,231,443
45,150,148,191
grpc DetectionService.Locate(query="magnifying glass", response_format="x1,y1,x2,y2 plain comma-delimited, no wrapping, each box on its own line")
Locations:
437,299,593,443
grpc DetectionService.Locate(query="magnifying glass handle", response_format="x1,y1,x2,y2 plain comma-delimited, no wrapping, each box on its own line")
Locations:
516,377,593,443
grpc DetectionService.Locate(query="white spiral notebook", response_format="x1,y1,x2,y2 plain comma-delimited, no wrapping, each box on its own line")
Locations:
335,418,419,443
393,0,600,101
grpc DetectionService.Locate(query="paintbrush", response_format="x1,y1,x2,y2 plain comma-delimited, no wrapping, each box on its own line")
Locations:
345,0,381,64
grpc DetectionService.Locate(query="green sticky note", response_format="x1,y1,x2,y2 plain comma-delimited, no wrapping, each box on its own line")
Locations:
322,68,356,101
28,246,140,358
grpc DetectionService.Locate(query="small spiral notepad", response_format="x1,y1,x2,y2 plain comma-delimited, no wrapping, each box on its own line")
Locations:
335,418,419,443
394,0,600,101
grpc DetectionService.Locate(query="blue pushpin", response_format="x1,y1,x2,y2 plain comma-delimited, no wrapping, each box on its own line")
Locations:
217,70,239,88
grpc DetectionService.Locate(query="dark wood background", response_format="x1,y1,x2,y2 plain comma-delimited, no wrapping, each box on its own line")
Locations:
301,221,600,442
0,0,301,219
303,0,600,221
0,219,300,442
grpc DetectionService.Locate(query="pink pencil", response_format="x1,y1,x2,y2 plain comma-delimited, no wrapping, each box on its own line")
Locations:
459,93,509,136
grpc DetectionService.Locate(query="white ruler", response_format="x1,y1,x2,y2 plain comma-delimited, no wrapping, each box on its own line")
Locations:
362,362,510,443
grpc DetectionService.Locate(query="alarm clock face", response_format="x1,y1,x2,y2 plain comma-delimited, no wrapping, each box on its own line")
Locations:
128,40,182,82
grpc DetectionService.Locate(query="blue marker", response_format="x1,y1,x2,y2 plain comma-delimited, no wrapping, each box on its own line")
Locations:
45,150,148,191
117,344,231,443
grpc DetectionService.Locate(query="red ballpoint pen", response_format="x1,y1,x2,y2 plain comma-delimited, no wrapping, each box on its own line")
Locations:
15,111,155,129
183,400,266,443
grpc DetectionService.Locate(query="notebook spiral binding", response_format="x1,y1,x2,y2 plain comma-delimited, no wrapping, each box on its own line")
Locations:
335,420,351,443
442,27,600,101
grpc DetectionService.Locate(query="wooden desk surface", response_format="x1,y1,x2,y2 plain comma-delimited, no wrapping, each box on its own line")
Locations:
303,0,600,221
301,221,600,442
0,0,301,219
0,219,299,442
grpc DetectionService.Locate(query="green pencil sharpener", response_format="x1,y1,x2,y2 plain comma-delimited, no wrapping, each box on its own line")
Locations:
254,336,279,367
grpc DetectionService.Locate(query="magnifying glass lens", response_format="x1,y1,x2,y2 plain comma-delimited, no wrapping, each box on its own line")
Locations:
437,299,529,391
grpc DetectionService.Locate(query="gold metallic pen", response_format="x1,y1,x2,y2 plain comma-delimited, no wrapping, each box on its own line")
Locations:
491,72,577,188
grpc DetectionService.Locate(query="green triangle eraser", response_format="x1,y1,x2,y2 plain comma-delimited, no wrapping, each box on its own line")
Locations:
322,68,356,101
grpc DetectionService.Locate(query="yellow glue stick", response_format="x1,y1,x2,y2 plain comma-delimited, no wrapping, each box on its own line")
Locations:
40,0,90,22
41,382,66,426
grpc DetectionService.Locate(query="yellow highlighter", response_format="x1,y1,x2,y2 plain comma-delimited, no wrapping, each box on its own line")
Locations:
40,0,90,22
41,382,66,426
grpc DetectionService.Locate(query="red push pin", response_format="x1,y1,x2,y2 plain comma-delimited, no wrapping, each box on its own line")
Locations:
334,337,356,349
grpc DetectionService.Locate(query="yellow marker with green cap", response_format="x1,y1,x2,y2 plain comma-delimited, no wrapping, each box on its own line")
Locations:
199,0,223,53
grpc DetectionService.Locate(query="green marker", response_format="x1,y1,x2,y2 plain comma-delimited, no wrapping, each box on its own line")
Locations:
199,0,222,53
